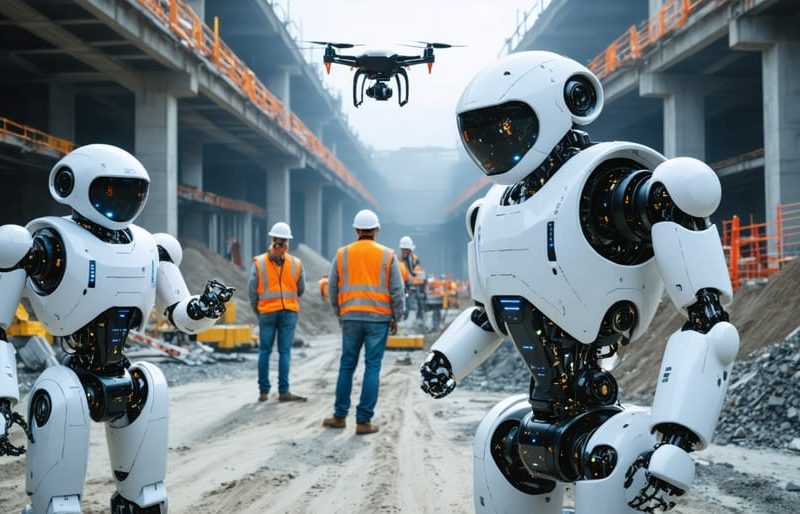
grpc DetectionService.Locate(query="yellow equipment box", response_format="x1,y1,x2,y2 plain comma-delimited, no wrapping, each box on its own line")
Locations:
386,334,425,350
196,302,257,351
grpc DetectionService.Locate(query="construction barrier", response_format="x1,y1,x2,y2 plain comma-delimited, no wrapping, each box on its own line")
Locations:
0,116,74,157
722,201,800,289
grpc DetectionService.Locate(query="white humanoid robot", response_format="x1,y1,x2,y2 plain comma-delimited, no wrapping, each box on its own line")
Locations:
419,51,739,514
0,144,234,513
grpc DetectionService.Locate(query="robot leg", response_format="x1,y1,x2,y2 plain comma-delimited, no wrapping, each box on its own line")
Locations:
573,406,657,514
106,362,168,513
474,394,566,514
24,365,91,514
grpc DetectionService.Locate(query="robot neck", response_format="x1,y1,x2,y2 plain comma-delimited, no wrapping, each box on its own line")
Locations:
504,129,592,205
72,211,133,244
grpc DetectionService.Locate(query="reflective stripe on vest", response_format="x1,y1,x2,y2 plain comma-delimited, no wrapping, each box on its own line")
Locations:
255,253,301,313
336,240,393,316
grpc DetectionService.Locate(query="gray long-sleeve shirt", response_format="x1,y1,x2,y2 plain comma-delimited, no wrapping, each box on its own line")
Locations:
328,242,405,322
248,254,306,315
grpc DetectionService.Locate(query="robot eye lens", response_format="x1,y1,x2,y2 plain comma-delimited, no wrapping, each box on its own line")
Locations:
54,167,74,197
457,101,539,176
88,177,149,223
564,77,597,117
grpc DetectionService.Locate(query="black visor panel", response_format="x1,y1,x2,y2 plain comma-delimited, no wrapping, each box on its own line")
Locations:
89,177,149,222
458,101,539,176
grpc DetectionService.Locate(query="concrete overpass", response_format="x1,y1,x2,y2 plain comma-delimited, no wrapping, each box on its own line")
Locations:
0,0,378,263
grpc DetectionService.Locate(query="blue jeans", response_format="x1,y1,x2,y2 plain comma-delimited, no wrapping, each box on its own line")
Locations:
333,320,389,423
258,310,298,394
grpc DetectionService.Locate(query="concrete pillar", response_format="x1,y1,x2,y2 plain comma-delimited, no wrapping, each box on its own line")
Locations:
135,85,178,234
208,211,219,253
267,164,291,228
180,140,203,190
265,68,295,112
303,182,323,253
640,73,710,160
242,212,253,265
135,73,196,235
730,16,800,226
186,0,204,20
326,196,344,257
48,83,75,141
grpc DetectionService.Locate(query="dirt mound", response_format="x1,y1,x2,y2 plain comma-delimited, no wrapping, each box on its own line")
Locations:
178,240,339,336
616,258,800,396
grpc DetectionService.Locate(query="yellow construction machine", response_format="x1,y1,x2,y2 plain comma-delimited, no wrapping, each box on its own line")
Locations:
195,302,257,351
7,304,52,343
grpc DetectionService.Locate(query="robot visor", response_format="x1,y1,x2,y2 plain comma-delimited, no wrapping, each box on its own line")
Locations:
89,177,149,222
458,101,539,176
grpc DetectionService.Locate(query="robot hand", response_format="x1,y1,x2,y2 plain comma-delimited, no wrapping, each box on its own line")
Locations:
624,444,693,512
194,280,236,319
0,399,29,457
419,351,456,399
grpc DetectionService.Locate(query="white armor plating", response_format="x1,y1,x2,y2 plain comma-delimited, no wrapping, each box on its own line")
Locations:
25,366,90,514
25,217,158,336
424,50,739,514
473,142,665,342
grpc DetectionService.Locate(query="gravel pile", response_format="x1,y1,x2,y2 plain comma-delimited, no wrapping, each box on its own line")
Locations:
715,331,800,450
458,339,529,393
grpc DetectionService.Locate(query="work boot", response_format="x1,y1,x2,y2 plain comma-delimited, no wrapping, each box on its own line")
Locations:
258,393,269,402
278,392,307,402
355,421,379,435
322,416,346,429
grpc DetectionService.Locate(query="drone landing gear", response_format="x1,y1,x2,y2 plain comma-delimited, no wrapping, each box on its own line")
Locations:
352,70,410,107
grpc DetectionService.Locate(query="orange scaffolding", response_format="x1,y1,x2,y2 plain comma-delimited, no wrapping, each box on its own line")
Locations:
721,201,800,289
0,116,75,157
177,184,267,218
136,0,375,205
587,0,722,80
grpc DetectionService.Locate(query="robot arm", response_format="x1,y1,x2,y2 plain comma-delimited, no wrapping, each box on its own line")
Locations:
625,158,740,511
0,224,33,456
153,233,235,335
420,305,503,398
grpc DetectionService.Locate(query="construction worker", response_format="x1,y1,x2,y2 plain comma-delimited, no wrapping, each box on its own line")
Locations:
399,235,422,321
323,209,404,435
248,221,307,403
319,274,329,301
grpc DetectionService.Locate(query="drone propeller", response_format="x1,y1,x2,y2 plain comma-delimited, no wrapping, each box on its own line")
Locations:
305,40,363,49
413,41,467,49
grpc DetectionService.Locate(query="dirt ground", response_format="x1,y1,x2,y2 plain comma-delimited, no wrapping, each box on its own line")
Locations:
1,333,798,513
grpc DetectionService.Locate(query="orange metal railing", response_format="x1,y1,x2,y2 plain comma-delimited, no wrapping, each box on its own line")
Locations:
135,0,376,206
587,0,722,80
0,117,75,157
178,184,267,218
722,201,800,289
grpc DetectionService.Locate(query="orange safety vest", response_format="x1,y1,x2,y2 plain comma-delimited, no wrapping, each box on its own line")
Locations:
255,253,302,313
319,277,329,301
336,239,394,316
398,261,409,283
410,263,426,285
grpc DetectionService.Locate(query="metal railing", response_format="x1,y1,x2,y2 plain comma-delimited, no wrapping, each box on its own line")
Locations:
722,201,800,289
178,184,267,217
586,0,725,80
135,0,375,205
498,0,555,58
0,116,74,157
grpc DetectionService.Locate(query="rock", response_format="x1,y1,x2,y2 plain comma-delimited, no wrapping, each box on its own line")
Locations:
789,438,800,452
733,427,747,439
767,396,786,408
787,481,800,492
788,407,799,420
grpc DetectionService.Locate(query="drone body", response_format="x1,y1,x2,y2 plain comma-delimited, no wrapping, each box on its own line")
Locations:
311,41,457,107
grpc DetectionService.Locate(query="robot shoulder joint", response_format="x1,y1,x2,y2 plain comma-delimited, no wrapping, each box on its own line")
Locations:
0,225,33,269
651,157,721,218
153,233,183,266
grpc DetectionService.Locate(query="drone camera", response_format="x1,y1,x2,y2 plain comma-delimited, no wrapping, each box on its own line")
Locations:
366,81,393,101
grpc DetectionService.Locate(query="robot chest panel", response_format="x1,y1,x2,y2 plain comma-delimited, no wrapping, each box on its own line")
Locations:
475,149,663,343
26,218,158,336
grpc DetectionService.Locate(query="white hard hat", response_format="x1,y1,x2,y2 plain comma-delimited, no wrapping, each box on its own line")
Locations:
268,221,293,239
352,209,380,230
399,235,415,250
49,144,150,231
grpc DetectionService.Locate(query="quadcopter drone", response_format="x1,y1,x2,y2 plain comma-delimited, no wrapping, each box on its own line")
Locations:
309,41,460,107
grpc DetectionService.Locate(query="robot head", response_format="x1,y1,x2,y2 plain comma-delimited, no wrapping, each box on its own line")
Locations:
456,51,604,186
49,144,150,230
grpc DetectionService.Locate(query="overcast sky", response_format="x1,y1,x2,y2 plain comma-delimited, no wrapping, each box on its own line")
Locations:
279,0,538,151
